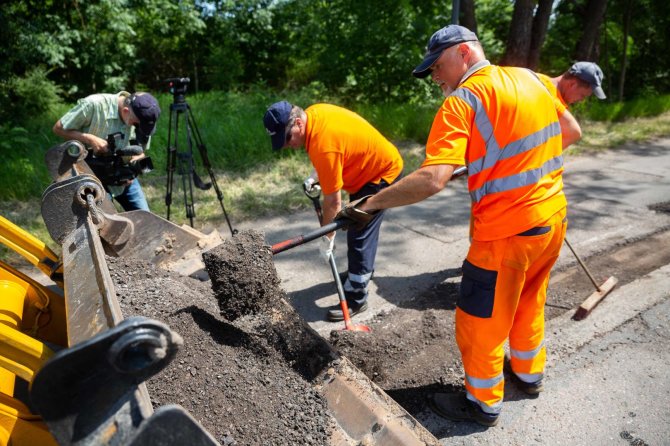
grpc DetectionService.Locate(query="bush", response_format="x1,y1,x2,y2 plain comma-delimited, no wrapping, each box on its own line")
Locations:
0,68,63,124
574,94,670,122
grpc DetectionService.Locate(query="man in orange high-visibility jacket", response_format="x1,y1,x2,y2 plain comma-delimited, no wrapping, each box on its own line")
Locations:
339,25,581,427
263,102,403,322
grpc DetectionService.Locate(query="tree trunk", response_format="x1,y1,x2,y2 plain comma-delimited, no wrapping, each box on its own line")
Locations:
618,0,633,101
527,0,553,70
460,0,477,34
574,0,608,61
500,0,535,67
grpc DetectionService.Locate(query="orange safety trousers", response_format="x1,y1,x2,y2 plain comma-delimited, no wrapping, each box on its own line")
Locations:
455,208,567,414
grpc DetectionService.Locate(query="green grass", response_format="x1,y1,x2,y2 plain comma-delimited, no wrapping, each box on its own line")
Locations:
2,91,670,260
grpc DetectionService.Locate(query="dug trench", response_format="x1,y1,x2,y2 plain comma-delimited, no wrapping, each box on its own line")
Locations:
108,214,670,445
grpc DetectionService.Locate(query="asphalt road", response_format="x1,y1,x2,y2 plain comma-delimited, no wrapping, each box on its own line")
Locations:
241,137,670,444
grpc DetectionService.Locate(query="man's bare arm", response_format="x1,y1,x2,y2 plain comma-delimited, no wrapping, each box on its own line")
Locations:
361,164,458,212
52,119,109,154
559,109,582,149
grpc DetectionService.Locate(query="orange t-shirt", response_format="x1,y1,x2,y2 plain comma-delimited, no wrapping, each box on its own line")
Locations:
304,104,403,195
421,65,567,241
536,72,568,113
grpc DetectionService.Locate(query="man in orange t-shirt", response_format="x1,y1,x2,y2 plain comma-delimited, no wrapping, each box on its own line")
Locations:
537,61,606,107
263,101,403,321
339,25,582,427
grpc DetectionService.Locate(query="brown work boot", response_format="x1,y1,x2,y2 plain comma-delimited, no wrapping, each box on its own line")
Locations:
504,358,544,395
513,377,544,395
428,392,499,427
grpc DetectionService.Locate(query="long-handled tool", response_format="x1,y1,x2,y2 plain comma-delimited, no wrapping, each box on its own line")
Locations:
303,182,371,332
271,166,468,256
566,237,618,320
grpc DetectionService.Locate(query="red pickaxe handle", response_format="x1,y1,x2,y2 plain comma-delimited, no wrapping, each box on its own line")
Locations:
271,219,349,255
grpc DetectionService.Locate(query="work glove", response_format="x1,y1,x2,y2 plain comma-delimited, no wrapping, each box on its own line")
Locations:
319,234,335,262
335,195,378,231
303,171,320,195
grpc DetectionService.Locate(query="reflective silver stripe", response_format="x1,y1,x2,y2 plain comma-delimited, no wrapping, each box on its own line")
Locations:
516,372,544,383
347,271,373,283
465,372,504,389
343,278,369,293
451,88,499,178
510,340,545,360
466,391,503,414
470,154,563,203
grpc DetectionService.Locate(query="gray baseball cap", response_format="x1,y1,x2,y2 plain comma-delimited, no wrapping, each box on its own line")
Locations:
413,25,479,79
569,62,606,100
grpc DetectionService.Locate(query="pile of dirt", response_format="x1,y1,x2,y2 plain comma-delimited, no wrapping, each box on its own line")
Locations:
107,231,336,446
329,281,464,415
203,230,281,321
202,230,335,379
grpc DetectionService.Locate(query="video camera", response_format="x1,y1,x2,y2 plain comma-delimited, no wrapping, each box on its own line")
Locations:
166,77,190,104
86,132,154,187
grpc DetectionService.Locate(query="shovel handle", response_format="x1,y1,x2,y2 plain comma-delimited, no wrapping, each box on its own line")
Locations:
271,219,350,255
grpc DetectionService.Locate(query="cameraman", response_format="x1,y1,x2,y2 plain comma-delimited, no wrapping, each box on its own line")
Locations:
52,91,161,211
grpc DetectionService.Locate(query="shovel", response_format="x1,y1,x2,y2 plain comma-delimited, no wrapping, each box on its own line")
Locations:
302,182,371,332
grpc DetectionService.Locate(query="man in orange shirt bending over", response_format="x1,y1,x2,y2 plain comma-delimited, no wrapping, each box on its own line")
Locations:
340,25,580,426
263,102,403,322
537,61,606,107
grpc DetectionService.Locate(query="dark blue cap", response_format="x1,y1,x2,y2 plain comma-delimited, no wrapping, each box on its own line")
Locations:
568,62,606,100
413,25,479,78
263,101,292,150
130,93,161,136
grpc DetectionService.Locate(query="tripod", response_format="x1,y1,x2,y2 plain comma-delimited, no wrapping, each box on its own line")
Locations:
164,79,236,235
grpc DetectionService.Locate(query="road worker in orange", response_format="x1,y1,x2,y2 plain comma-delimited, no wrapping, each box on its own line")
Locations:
263,101,403,322
338,25,581,427
537,61,606,107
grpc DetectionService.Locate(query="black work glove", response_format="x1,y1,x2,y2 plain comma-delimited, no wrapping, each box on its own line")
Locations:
335,195,378,230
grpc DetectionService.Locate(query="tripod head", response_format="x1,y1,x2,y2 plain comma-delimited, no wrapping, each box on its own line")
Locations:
165,77,190,104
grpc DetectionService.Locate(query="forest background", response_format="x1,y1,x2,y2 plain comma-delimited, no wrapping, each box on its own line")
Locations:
2,0,670,237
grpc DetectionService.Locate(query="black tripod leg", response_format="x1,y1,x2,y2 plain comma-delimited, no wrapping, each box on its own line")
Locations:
167,104,198,228
165,109,176,220
188,108,237,236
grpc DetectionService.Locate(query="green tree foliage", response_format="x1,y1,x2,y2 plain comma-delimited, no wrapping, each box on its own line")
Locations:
1,0,669,123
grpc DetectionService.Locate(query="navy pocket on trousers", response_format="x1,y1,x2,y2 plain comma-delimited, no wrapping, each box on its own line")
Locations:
458,259,498,318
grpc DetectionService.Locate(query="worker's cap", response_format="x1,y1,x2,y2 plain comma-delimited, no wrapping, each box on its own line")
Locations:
568,62,606,100
263,101,293,151
413,25,479,79
130,93,161,136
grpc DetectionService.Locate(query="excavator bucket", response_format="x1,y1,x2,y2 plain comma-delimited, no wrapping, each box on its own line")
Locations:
44,140,223,278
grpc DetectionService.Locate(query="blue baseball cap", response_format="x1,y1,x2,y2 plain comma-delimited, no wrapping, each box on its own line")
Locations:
569,62,606,99
413,25,479,78
263,101,292,150
130,93,161,136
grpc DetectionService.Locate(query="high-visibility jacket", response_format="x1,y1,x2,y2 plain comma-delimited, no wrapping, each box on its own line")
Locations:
421,64,566,241
305,104,403,195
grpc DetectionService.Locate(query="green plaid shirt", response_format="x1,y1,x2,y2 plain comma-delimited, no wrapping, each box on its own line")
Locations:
59,91,151,150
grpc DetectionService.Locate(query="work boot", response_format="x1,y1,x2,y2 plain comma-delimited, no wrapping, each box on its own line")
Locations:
428,392,499,427
327,302,368,322
504,358,544,395
503,357,544,396
513,377,544,395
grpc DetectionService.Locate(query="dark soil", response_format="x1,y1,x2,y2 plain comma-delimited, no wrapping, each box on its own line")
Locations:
108,229,337,446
